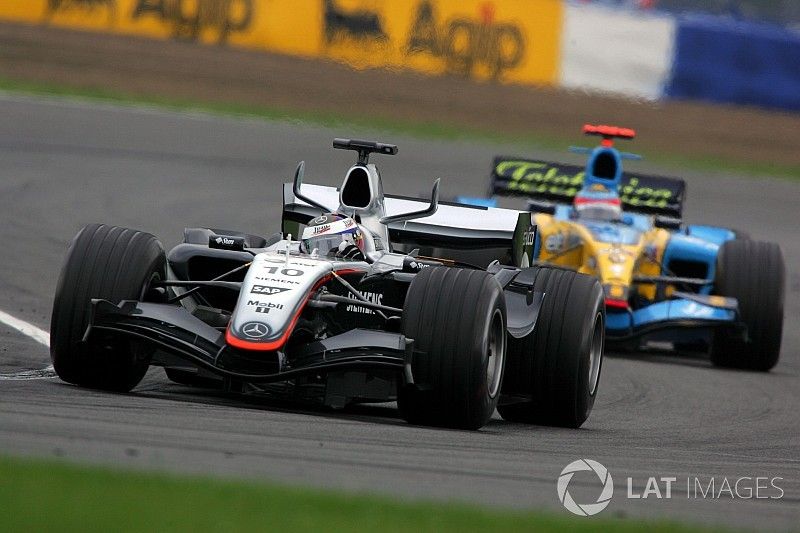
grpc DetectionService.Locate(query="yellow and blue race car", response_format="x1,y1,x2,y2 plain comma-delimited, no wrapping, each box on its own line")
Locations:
460,125,785,371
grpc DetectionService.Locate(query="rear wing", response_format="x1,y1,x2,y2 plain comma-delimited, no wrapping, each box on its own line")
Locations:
491,157,686,219
282,182,535,266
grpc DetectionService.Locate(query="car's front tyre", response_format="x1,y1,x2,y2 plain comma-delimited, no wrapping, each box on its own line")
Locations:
710,239,784,371
50,224,165,391
398,267,506,430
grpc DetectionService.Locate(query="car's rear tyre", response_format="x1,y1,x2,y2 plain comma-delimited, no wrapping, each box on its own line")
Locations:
50,224,166,391
710,240,784,371
497,267,605,428
398,267,506,430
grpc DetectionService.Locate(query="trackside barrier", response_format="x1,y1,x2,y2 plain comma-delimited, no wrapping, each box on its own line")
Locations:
665,15,800,111
0,1,797,111
0,0,563,86
559,3,676,100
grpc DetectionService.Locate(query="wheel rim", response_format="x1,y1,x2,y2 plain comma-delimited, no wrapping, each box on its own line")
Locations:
487,309,506,399
588,312,604,396
140,271,162,302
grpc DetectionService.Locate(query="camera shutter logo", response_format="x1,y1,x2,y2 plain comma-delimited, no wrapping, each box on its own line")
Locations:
557,459,614,516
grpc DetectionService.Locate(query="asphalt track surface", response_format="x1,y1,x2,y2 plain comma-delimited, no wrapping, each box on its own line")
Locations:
0,94,798,530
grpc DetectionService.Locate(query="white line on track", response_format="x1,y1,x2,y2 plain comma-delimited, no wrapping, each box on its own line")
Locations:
0,309,56,380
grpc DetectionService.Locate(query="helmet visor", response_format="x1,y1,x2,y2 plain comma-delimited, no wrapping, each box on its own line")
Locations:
575,202,622,221
302,233,355,256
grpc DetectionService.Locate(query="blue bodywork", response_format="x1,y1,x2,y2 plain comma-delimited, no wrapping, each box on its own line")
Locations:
459,140,744,345
605,300,736,332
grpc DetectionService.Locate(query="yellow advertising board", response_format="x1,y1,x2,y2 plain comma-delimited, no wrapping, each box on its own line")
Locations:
0,0,562,86
316,0,562,85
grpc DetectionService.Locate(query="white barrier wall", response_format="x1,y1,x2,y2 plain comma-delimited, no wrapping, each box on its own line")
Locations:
560,3,676,100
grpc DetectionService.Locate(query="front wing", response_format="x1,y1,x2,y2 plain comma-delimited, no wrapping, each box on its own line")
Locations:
86,299,412,382
606,292,743,341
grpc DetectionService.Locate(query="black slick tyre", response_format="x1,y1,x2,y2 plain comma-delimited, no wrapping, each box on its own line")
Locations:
710,239,784,371
50,224,166,391
398,267,506,430
497,267,605,428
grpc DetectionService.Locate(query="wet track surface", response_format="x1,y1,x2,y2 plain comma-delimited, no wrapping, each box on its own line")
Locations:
0,95,798,529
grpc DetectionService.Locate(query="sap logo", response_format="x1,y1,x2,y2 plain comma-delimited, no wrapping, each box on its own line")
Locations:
251,285,289,295
345,291,383,314
248,301,284,314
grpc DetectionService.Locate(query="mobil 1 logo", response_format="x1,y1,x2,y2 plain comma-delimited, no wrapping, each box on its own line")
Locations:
248,301,285,314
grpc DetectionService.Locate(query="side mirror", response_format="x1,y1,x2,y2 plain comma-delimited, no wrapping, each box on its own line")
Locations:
526,200,556,215
293,161,331,213
379,179,440,225
654,215,682,230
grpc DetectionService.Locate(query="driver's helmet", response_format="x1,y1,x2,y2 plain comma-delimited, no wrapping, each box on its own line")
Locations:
574,191,622,222
301,214,365,258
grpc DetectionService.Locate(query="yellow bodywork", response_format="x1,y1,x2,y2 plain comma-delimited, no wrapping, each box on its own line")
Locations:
534,214,672,303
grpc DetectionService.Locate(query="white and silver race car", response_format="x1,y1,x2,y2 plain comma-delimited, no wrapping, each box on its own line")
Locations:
50,138,605,430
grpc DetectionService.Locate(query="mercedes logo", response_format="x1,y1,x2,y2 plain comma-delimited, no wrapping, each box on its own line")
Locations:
241,321,270,339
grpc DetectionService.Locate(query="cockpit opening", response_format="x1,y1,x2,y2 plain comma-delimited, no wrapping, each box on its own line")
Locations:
592,151,618,180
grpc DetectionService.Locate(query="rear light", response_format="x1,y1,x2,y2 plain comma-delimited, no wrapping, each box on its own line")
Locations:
604,298,630,310
602,283,630,310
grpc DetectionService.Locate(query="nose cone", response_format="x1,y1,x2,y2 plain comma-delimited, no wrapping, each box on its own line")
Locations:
593,245,636,310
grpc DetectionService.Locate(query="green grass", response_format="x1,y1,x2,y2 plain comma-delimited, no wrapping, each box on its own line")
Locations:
1,76,798,181
0,455,729,533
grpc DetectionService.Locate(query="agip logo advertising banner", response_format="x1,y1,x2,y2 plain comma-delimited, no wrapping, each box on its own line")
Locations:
316,0,562,85
0,0,562,86
0,0,268,45
0,0,304,48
